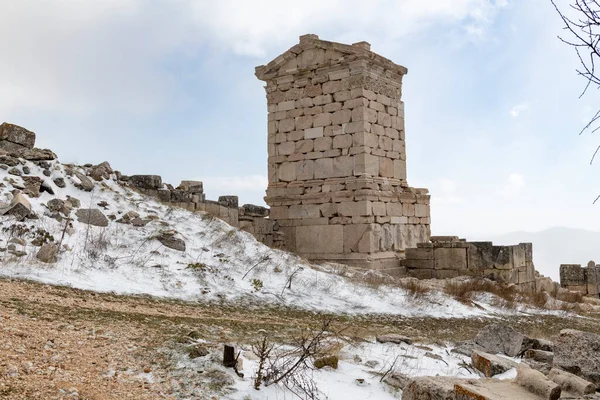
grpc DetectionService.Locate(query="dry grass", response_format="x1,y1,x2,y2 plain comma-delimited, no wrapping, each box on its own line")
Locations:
398,279,430,299
444,278,518,307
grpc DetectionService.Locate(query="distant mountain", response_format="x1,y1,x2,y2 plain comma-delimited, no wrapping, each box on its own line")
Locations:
472,227,600,281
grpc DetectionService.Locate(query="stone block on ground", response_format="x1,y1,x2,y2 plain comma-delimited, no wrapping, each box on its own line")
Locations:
523,349,554,364
376,334,412,345
130,175,163,190
36,243,58,263
4,193,31,219
75,208,109,227
471,350,518,377
474,323,526,357
548,367,597,396
516,363,561,400
156,231,186,252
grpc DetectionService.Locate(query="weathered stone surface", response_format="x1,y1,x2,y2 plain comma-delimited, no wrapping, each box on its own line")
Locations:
516,363,561,400
89,161,113,181
471,350,517,377
156,232,186,252
523,349,553,364
218,196,239,208
75,208,109,227
548,368,597,396
554,329,600,385
0,123,35,148
36,243,58,264
402,376,462,400
74,171,95,192
474,324,526,357
296,225,343,253
178,180,204,194
53,177,66,188
241,204,269,217
47,198,66,213
130,175,162,190
455,379,548,400
383,372,411,390
4,193,31,220
451,341,486,357
22,176,42,197
14,147,56,161
376,334,413,345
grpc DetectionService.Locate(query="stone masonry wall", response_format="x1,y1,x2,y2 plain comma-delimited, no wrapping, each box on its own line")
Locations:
256,34,430,271
120,174,284,249
402,236,537,291
560,262,600,297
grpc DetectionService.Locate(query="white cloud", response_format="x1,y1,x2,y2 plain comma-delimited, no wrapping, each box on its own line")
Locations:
509,102,530,117
0,0,507,116
501,173,525,197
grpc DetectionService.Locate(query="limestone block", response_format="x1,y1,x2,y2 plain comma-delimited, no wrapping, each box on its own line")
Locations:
380,157,394,178
560,264,585,286
287,130,304,141
304,106,323,115
385,127,399,139
378,112,391,127
376,93,391,106
331,109,352,125
288,204,321,219
296,225,343,253
393,159,406,180
314,113,332,127
333,134,353,149
386,202,402,216
343,98,368,110
332,156,353,177
296,160,315,180
269,206,289,219
369,100,385,112
379,136,392,151
390,216,408,224
278,142,295,155
313,136,332,151
408,268,434,279
388,106,398,116
296,115,313,130
323,102,342,113
406,248,434,260
296,140,314,153
304,126,324,139
295,97,314,108
277,100,295,112
434,247,468,270
338,200,372,217
322,80,342,94
415,204,429,217
343,224,375,253
333,90,351,102
314,158,333,179
279,118,295,132
278,162,297,182
320,203,338,218
355,153,379,176
402,202,415,216
345,121,370,134
313,94,333,106
372,148,386,157
323,149,342,158
404,259,435,269
306,151,324,159
372,202,386,216
305,84,322,97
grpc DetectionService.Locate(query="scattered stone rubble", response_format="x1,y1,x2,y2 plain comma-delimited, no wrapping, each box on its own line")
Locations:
403,324,600,399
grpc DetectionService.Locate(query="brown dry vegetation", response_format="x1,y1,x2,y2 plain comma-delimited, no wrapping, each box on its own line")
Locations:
0,277,599,399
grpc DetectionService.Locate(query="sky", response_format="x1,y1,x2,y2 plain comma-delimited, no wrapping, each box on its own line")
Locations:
1,0,600,238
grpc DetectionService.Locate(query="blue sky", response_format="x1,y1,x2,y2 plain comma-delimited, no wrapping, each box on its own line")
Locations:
1,0,599,237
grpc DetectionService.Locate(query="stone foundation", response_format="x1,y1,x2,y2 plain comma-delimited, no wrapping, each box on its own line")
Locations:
402,236,537,291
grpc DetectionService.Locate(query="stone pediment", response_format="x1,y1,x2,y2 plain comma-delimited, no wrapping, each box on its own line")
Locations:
255,34,407,81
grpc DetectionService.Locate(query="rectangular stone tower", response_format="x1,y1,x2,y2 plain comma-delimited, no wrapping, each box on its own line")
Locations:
255,34,430,271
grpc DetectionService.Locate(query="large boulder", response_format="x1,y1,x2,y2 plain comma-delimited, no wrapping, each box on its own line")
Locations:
3,193,31,220
13,148,56,161
89,161,113,181
474,324,526,357
548,368,597,396
553,329,600,386
516,363,561,400
130,175,162,190
22,176,42,198
156,231,185,252
36,243,58,263
0,123,35,149
75,209,109,227
73,171,94,192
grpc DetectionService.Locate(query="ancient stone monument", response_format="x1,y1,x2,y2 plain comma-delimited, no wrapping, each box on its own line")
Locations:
255,34,430,270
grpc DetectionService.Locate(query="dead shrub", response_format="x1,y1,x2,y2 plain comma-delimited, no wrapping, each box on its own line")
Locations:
444,278,517,306
398,279,430,299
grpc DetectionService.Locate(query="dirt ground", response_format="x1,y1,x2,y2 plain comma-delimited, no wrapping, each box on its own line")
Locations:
1,277,599,399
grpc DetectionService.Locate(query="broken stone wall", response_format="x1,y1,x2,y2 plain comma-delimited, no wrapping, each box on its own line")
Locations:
255,34,430,271
402,236,536,290
122,174,285,249
560,262,600,297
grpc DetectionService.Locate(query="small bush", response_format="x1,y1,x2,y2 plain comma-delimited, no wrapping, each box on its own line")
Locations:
398,279,430,299
252,279,264,292
187,262,207,271
444,278,517,305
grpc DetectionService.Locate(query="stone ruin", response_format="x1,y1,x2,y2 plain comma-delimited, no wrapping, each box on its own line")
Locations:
402,236,537,291
560,261,600,297
255,34,430,270
120,174,285,249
